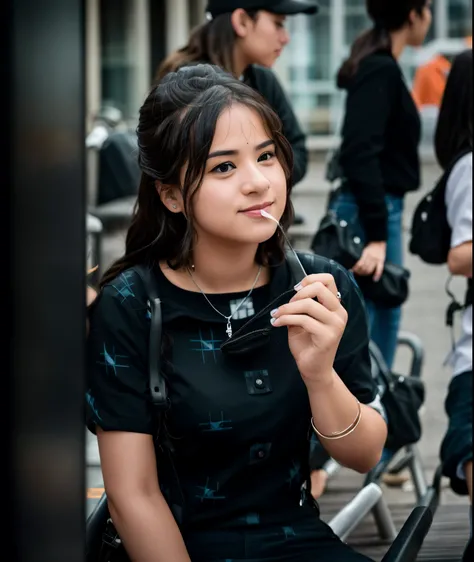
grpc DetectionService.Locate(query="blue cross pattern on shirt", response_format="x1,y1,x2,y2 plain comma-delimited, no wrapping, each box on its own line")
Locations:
195,477,226,502
97,343,129,376
86,390,102,422
190,328,222,363
111,271,136,303
286,460,301,488
282,526,296,539
199,411,233,432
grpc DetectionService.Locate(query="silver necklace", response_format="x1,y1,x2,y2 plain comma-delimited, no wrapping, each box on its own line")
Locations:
186,265,263,338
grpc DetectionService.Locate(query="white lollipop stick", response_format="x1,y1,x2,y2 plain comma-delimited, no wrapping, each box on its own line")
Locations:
260,209,307,278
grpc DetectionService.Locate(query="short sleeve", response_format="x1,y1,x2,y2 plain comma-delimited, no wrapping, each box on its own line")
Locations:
331,262,379,406
445,153,473,249
86,270,155,435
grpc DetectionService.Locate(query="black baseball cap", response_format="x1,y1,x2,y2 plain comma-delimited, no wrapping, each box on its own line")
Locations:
206,0,319,18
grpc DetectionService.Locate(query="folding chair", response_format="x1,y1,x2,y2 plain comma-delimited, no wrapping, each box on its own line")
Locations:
86,471,440,562
314,331,429,543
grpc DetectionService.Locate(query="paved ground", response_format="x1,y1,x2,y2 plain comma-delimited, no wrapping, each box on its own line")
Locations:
86,155,470,539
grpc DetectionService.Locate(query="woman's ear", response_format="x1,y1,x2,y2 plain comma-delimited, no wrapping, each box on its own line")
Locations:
155,181,184,213
407,8,418,27
231,8,253,38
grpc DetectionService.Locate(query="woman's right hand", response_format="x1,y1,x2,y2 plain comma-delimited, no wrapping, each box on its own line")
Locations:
352,241,386,282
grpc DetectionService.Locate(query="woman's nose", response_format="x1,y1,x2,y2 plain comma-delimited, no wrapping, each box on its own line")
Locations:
281,29,290,46
241,168,270,194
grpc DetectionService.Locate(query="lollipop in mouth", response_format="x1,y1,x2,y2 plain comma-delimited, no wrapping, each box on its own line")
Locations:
260,209,307,277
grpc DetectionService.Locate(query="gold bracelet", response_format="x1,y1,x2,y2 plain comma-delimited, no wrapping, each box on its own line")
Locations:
311,399,362,440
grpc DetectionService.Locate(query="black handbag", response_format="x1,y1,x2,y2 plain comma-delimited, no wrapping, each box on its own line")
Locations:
369,342,425,453
310,207,410,309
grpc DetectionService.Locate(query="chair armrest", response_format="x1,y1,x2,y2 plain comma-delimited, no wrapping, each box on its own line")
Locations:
86,213,103,234
396,331,424,378
86,492,109,562
417,464,443,514
328,483,383,541
380,506,433,562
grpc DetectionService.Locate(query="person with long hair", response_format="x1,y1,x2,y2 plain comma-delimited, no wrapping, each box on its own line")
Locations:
86,64,387,562
436,49,473,561
310,0,432,498
329,0,432,369
157,0,319,187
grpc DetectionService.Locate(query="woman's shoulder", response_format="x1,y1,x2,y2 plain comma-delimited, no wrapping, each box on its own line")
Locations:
245,64,280,90
295,252,360,299
446,151,473,199
449,151,473,179
355,51,401,83
99,267,151,309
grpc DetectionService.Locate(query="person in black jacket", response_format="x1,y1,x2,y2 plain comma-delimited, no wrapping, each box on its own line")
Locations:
157,0,318,187
310,0,432,498
329,0,432,370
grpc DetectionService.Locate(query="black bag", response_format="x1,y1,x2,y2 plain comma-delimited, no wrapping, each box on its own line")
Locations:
409,147,472,264
98,130,141,205
356,262,410,310
311,208,410,309
86,265,167,562
310,209,363,270
369,341,425,453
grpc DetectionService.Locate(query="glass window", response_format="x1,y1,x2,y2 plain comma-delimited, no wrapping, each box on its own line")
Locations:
100,0,150,122
285,0,333,135
448,0,472,38
344,0,370,48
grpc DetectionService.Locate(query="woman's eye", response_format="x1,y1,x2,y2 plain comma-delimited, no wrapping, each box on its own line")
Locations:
212,162,235,174
258,151,275,162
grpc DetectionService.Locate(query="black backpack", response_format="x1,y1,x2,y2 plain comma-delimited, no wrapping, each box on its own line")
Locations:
98,130,141,205
409,148,471,264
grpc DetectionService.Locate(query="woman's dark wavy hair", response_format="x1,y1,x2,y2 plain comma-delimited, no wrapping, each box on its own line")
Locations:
435,49,473,170
157,11,258,80
337,0,428,88
100,64,294,288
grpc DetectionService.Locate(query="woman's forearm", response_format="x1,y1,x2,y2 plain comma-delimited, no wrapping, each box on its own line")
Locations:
448,242,472,278
307,369,387,473
108,490,191,562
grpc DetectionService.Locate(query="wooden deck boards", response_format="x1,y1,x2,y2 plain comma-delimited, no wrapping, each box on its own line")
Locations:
318,470,470,561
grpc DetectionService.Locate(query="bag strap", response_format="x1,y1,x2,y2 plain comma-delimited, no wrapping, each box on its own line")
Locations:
132,265,168,411
445,275,471,353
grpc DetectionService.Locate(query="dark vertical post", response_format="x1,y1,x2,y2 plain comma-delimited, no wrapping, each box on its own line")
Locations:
6,1,86,560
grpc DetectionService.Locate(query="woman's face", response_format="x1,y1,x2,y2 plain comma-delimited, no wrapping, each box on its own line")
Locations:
236,11,290,68
407,1,433,47
186,103,288,248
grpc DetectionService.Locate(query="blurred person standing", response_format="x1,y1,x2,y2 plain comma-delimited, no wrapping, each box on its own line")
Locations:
329,0,432,370
435,49,473,562
157,0,319,187
310,0,432,496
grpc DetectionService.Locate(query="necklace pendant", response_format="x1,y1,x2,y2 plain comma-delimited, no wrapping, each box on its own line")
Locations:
226,319,233,338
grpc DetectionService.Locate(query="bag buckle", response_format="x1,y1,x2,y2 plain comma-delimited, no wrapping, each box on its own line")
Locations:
102,518,122,549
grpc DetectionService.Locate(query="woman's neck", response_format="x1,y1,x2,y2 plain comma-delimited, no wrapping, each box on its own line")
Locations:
232,46,249,79
390,28,409,60
189,241,267,293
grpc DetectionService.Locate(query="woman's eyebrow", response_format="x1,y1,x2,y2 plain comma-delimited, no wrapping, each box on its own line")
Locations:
207,139,275,160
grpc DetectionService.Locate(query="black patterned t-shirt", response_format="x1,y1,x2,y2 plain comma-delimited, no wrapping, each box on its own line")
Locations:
86,253,377,532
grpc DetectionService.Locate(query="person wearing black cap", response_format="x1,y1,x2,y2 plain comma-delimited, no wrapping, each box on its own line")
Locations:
157,0,319,188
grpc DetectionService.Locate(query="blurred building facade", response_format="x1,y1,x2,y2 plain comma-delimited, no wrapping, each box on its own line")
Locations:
86,0,472,141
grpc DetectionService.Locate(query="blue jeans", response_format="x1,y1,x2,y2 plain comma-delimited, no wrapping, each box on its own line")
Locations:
328,191,404,370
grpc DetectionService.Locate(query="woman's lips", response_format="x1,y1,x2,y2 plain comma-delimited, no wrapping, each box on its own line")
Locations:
241,204,273,217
